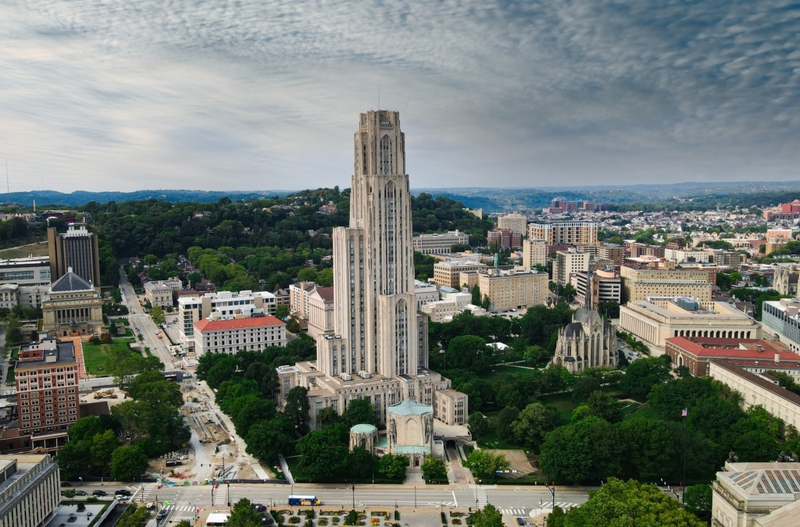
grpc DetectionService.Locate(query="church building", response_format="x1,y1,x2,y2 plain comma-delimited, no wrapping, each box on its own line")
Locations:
553,307,617,373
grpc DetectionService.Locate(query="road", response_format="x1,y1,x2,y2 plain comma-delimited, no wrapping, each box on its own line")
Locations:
68,482,591,524
118,267,176,369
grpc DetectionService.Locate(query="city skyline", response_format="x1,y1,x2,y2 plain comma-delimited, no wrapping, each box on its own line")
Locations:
1,1,798,193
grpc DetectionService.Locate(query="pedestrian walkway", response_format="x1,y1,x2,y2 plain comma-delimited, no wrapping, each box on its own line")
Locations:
498,502,577,516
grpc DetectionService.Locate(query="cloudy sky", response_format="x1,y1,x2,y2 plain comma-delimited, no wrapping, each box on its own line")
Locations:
1,0,798,193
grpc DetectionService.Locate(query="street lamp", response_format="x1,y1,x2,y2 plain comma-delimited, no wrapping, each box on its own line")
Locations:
545,481,555,510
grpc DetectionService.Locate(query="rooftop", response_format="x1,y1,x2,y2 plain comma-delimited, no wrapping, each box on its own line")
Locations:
195,316,286,332
666,337,795,360
49,269,93,292
711,359,800,408
387,399,433,416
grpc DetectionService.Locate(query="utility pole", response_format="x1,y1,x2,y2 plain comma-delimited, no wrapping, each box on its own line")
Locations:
545,481,555,509
352,482,355,509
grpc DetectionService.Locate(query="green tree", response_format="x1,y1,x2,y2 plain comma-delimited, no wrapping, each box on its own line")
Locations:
581,391,623,424
151,306,166,324
571,376,603,405
110,445,148,480
343,397,377,427
421,455,448,483
470,503,503,527
92,429,121,472
378,453,409,481
275,304,290,319
175,521,192,527
619,356,671,400
561,478,705,527
285,386,311,433
296,424,349,482
468,412,489,439
540,417,622,483
511,402,559,451
245,414,295,462
463,450,509,480
347,446,377,480
56,439,92,480
684,484,712,521
228,498,263,527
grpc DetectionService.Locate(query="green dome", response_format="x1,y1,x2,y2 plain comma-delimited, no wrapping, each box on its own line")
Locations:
350,424,378,434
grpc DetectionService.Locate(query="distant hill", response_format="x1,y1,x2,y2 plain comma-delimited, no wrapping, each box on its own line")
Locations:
1,180,799,211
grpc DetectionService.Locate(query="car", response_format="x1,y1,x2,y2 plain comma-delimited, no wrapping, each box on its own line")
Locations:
516,518,525,526
92,490,107,497
156,510,167,520
253,503,267,513
115,494,130,501
75,490,88,496
115,489,132,496
60,482,72,487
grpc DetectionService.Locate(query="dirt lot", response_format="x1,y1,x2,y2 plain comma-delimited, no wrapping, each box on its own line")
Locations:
485,449,536,478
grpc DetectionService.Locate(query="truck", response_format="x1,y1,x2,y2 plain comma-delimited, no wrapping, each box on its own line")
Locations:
288,495,320,506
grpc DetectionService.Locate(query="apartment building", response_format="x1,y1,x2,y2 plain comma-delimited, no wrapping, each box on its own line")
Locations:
597,244,625,267
487,228,522,249
15,339,79,452
497,212,527,235
554,250,590,286
522,239,548,269
570,269,622,309
528,222,598,246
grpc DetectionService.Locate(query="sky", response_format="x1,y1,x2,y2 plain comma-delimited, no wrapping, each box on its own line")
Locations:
1,0,799,194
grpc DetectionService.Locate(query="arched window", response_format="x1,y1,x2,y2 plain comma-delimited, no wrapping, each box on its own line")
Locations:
380,135,393,174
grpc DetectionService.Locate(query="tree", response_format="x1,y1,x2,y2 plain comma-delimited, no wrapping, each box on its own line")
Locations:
581,391,623,424
571,376,603,404
275,304,290,320
463,450,510,480
468,412,489,439
343,397,377,427
175,521,192,527
285,386,310,433
110,445,148,480
56,439,92,480
151,306,166,325
511,402,559,451
684,484,712,521
539,417,622,483
245,414,295,462
228,498,263,527
92,429,121,472
470,503,503,527
496,406,520,443
619,356,671,400
560,478,705,527
378,453,409,481
347,446,377,480
421,455,448,483
296,424,349,482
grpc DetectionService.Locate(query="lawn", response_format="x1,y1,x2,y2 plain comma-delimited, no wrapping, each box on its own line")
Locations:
478,364,541,380
82,338,137,375
0,239,48,258
624,404,663,421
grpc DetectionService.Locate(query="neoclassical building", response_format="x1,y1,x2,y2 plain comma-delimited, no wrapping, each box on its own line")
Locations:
554,307,617,373
277,111,467,431
41,269,103,336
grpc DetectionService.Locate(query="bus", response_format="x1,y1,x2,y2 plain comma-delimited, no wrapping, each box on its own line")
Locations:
288,495,320,506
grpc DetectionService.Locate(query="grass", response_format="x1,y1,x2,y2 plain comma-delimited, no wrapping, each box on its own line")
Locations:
624,404,663,421
82,338,137,375
10,348,19,361
0,238,48,258
5,365,14,384
478,364,541,380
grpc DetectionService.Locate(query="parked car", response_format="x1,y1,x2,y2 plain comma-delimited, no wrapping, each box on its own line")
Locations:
75,490,88,496
115,489,132,496
115,494,130,501
252,503,267,513
60,482,72,487
156,510,167,520
92,490,107,497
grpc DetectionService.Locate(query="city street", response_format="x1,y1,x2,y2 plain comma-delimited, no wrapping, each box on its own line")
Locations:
67,482,591,524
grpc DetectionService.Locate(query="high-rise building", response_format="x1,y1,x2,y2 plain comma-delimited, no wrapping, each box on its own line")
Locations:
276,111,467,431
554,249,590,286
497,212,527,235
528,222,598,246
412,230,470,254
522,239,548,269
47,224,101,288
0,454,61,527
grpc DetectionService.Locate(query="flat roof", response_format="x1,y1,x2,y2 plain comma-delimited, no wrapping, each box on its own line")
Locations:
195,316,285,332
711,359,800,408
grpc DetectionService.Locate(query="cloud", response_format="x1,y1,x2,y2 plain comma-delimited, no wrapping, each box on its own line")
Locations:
0,0,798,193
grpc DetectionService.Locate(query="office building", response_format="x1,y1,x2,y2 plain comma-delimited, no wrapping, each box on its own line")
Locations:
708,249,745,269
276,111,466,431
289,281,317,320
664,248,711,263
0,257,51,308
0,454,60,527
570,269,622,309
619,298,761,353
522,239,548,269
307,286,334,339
15,339,79,452
414,280,439,311
411,230,470,254
762,298,800,352
177,290,277,347
664,336,799,377
47,224,101,288
497,212,527,235
528,222,598,246
554,249,590,286
597,244,625,267
143,280,174,308
629,243,665,258
620,265,714,303
194,316,287,355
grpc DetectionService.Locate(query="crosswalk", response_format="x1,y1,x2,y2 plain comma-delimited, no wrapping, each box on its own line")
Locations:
498,503,577,515
161,505,197,513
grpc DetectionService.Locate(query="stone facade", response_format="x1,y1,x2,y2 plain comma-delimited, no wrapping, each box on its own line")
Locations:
41,270,103,336
412,230,470,254
554,308,617,373
712,461,800,527
388,400,434,466
620,265,714,303
772,265,798,297
497,213,527,235
477,267,548,311
522,239,548,270
0,454,60,527
276,111,467,432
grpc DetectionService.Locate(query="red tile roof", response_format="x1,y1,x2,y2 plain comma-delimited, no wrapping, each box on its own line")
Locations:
195,316,285,332
665,337,798,361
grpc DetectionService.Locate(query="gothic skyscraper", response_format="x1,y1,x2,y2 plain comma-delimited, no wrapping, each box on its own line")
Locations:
277,111,466,430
